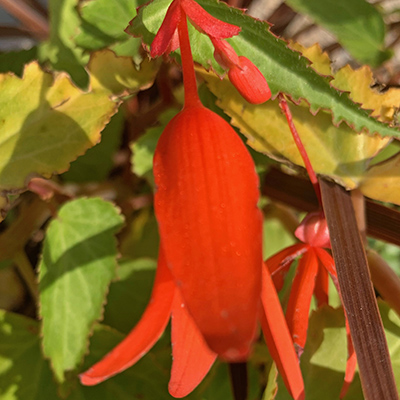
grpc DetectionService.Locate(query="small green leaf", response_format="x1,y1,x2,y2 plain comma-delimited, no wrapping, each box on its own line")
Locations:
75,0,138,51
285,0,391,66
103,258,157,334
263,218,296,260
120,209,160,260
39,198,124,383
131,126,163,186
78,325,175,400
128,0,400,139
39,0,89,88
0,310,61,400
62,111,124,183
130,108,178,186
0,47,37,77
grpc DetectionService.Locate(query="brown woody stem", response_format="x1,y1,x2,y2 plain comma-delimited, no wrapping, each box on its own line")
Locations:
320,179,398,400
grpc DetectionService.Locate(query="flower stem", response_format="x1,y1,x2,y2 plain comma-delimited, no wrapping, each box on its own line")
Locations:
177,12,201,108
278,94,322,206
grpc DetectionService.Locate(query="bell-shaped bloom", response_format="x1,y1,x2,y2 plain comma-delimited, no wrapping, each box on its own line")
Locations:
81,1,304,398
266,211,356,398
80,101,305,399
154,103,263,360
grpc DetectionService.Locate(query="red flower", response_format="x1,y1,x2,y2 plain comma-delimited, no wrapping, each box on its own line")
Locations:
81,1,303,398
266,211,356,397
151,0,271,105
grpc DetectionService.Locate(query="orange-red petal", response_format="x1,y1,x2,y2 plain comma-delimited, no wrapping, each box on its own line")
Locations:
266,243,308,291
79,247,175,385
314,248,337,285
154,105,262,361
181,0,241,39
285,248,318,354
150,0,182,57
260,265,305,400
169,290,217,398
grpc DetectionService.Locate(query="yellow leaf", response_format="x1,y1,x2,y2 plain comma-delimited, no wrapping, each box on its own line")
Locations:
89,50,160,95
0,50,159,192
198,43,396,189
359,153,400,206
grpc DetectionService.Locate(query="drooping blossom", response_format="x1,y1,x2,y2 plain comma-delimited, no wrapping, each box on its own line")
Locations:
150,0,271,105
265,95,357,398
266,211,356,398
80,1,304,399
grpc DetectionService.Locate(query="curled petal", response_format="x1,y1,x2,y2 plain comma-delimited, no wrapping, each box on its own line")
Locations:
228,56,271,104
79,247,174,385
314,248,337,284
285,249,319,355
150,0,182,57
181,0,241,38
260,265,305,400
210,37,240,70
154,105,262,361
266,243,308,291
169,290,217,398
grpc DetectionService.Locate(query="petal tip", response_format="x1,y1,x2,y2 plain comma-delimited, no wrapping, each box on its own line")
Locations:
79,370,104,386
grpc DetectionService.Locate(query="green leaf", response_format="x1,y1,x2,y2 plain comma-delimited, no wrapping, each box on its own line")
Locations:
102,258,157,334
128,0,400,139
275,303,400,400
285,0,391,66
0,62,118,192
39,198,124,383
131,127,163,186
131,108,179,186
39,0,89,88
62,110,124,183
0,310,61,400
262,362,278,400
75,0,139,51
75,325,175,400
0,48,38,77
263,217,296,260
120,208,160,260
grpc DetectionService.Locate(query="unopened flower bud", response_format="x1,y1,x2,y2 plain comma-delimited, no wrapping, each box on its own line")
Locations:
295,211,331,248
228,56,271,104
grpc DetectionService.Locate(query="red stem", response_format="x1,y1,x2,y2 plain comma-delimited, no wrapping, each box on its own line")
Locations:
278,93,322,206
177,11,201,108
